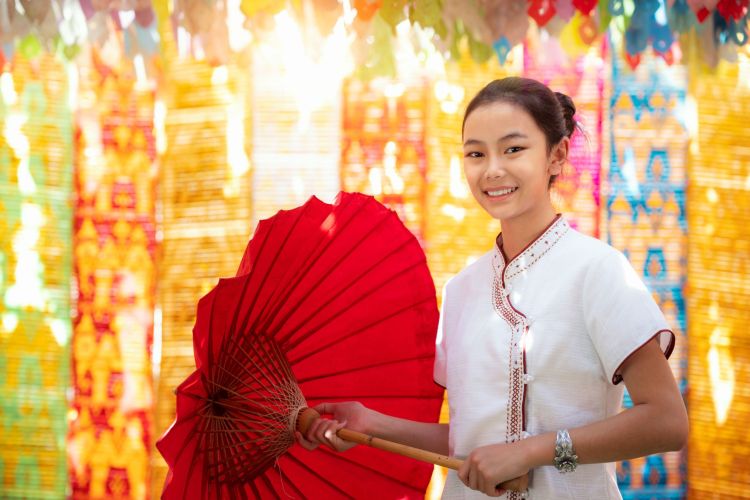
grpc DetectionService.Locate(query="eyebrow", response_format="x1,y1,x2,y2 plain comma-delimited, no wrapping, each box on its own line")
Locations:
463,132,529,147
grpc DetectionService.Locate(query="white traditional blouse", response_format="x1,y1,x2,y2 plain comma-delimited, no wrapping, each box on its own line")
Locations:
434,216,674,500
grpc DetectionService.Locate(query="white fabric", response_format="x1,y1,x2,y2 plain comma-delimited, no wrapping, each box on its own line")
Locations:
434,217,674,500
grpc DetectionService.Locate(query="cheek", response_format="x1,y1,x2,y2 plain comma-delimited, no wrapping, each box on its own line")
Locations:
463,162,485,183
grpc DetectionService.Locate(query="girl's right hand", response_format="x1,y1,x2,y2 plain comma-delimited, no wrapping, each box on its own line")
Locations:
295,401,371,452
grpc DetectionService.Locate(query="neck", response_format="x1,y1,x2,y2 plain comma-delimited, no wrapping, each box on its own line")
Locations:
498,204,559,261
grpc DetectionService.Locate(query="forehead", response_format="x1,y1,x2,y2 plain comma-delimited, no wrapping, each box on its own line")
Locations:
463,101,542,139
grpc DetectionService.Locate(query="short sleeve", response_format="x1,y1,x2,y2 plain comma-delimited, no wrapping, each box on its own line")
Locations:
582,249,675,385
433,281,450,388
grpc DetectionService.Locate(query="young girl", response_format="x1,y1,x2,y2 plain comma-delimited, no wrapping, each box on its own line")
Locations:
297,77,688,499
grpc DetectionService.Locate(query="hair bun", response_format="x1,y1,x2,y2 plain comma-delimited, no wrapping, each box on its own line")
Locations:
554,91,576,138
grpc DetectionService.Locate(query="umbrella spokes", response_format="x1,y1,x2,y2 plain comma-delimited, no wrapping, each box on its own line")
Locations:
196,333,308,485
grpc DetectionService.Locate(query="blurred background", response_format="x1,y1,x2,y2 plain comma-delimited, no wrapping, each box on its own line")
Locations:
0,0,748,498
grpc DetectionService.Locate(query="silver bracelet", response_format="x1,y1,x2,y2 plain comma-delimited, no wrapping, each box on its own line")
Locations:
553,429,578,473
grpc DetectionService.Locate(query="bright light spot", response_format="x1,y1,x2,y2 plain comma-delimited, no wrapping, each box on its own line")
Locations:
227,96,250,179
177,27,191,59
119,10,135,29
1,72,18,105
622,146,641,198
2,313,18,335
227,0,253,50
211,65,229,86
449,155,469,199
66,62,79,109
133,54,149,89
3,112,33,194
152,307,162,381
706,187,719,204
441,203,466,222
681,96,699,154
522,329,533,353
739,50,750,91
292,176,305,200
383,141,404,194
434,80,464,114
5,203,47,310
341,0,356,25
709,300,720,321
154,100,167,154
654,0,668,25
708,326,735,426
266,10,354,127
49,318,70,346
384,82,405,99
369,167,383,196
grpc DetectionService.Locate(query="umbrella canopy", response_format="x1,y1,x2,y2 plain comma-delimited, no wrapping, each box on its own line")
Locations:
157,192,444,498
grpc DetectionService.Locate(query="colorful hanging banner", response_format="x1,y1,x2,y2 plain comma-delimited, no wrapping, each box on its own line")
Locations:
0,53,73,498
69,48,157,499
606,35,688,498
152,58,254,496
687,55,750,498
523,32,605,237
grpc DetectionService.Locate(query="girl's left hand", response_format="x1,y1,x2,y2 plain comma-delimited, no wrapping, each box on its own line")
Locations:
458,442,530,497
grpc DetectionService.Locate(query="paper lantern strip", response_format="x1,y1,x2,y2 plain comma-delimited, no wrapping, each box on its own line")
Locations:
152,59,254,497
341,78,428,240
68,52,157,500
685,64,750,499
606,52,688,499
0,53,72,499
522,37,604,237
68,406,152,499
70,214,156,498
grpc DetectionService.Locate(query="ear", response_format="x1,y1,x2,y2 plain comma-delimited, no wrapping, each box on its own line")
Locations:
548,137,569,176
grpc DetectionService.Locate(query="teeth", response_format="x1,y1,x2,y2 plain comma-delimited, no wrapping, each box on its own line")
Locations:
487,187,517,196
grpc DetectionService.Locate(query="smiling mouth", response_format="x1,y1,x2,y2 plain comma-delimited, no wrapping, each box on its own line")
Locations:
485,187,518,196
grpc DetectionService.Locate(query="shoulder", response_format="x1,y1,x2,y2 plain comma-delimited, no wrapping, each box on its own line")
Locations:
562,230,649,297
561,228,630,273
564,228,620,260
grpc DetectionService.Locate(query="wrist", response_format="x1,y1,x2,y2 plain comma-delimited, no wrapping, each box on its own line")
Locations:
519,432,557,469
362,407,381,436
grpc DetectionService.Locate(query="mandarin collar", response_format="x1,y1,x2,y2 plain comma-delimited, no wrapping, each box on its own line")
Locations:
493,215,570,282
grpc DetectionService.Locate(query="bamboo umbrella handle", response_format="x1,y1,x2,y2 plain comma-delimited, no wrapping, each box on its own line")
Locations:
297,408,529,492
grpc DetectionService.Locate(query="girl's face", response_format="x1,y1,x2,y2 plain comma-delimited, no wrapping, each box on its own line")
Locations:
462,101,567,223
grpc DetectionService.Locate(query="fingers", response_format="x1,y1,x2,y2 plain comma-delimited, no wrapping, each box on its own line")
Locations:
301,415,352,452
457,460,470,489
469,467,479,492
295,431,318,451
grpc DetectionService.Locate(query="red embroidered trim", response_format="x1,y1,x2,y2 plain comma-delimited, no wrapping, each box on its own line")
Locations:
492,257,527,449
491,217,570,462
502,217,570,281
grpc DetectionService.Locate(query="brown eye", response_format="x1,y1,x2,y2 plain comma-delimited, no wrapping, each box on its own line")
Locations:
505,146,524,154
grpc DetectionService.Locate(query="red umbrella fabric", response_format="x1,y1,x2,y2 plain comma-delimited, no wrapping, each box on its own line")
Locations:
157,192,444,499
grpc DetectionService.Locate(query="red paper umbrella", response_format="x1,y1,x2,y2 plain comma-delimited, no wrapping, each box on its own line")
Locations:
157,192,445,499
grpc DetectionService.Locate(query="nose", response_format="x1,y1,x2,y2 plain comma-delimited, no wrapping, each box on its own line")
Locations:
485,153,506,180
